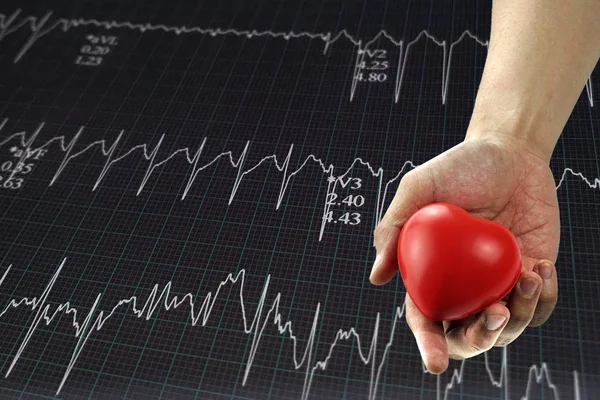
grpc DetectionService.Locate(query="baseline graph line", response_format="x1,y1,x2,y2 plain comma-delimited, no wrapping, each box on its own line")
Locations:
0,9,594,106
0,258,575,399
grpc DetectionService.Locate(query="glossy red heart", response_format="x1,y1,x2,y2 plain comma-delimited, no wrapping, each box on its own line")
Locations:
397,202,521,321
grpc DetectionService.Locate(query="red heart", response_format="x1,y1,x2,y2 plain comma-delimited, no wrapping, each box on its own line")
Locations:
397,202,521,321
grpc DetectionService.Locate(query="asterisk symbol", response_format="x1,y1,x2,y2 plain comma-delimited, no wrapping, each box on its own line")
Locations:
9,146,18,153
327,176,336,183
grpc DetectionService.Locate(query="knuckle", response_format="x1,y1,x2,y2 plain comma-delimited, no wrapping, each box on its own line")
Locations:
509,312,532,327
529,309,554,327
494,336,515,347
468,335,493,353
507,306,534,326
528,316,547,328
446,328,490,358
400,170,418,188
538,287,558,306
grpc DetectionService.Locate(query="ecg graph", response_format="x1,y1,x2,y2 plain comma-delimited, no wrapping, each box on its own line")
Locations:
0,0,599,399
1,9,594,106
1,119,599,243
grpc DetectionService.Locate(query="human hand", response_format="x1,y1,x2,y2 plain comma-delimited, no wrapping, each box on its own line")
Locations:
370,134,560,373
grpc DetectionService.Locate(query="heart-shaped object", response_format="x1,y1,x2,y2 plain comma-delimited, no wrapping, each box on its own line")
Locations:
397,202,521,321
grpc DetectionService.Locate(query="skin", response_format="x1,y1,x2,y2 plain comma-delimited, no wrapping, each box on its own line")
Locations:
370,0,600,373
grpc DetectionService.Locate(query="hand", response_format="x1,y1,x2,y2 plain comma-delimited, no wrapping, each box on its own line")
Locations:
370,134,560,374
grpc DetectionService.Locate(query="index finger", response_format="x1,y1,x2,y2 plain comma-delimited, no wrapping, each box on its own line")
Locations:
370,170,434,285
405,294,449,374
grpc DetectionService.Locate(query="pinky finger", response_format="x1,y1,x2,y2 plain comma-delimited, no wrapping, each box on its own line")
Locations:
530,259,558,327
445,302,510,360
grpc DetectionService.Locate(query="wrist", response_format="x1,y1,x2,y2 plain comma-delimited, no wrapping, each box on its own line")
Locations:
464,133,555,166
465,96,561,163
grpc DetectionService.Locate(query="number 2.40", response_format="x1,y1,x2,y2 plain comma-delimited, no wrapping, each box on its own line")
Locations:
326,193,365,207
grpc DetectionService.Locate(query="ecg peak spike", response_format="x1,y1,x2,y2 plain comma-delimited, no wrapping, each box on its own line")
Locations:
0,119,599,243
0,9,594,106
0,258,577,399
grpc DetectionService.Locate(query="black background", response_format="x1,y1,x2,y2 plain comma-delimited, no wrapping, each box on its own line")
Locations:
0,0,599,399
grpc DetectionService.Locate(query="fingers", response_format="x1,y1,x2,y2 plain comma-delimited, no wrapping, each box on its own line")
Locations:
405,294,449,374
493,259,556,346
444,302,510,359
496,269,543,346
368,249,400,286
370,170,434,285
530,259,558,327
404,261,556,370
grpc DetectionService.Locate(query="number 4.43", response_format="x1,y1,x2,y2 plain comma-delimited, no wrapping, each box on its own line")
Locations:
323,211,361,225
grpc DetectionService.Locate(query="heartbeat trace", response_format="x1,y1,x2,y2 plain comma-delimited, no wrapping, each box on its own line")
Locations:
0,258,576,399
0,9,595,107
1,118,599,243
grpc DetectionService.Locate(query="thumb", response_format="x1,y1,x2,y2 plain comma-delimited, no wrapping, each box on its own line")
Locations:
370,169,434,285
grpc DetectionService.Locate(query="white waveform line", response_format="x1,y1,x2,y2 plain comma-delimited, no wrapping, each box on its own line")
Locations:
585,77,594,108
0,259,578,399
349,28,489,104
319,174,337,241
556,167,600,190
1,9,594,107
437,349,563,400
0,9,330,63
5,120,42,182
1,119,600,241
399,30,488,105
0,258,393,398
0,121,389,233
573,370,581,400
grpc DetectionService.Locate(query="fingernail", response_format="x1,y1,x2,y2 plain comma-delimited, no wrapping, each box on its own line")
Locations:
485,315,507,331
539,262,553,280
518,277,539,298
